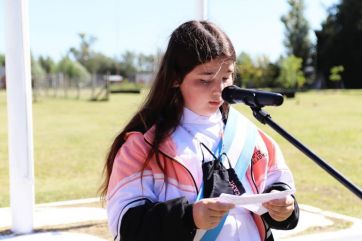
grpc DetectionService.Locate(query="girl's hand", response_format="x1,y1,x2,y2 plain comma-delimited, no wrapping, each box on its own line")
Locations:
262,190,295,222
192,198,235,229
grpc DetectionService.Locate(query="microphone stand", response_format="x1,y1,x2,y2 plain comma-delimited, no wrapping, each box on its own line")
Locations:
250,106,362,200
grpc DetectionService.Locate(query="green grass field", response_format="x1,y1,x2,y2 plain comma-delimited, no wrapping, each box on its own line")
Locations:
0,90,361,218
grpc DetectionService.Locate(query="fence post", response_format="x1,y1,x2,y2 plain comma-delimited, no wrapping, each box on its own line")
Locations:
76,77,80,99
63,74,68,98
105,72,110,101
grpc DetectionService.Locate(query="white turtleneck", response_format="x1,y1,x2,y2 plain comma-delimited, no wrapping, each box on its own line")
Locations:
171,108,224,187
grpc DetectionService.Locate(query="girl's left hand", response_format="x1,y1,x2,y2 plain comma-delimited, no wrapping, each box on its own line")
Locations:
262,191,295,222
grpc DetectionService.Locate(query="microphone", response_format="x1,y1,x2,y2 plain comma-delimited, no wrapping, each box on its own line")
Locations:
222,85,284,107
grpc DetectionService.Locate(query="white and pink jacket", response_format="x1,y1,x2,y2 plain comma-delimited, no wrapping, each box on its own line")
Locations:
107,107,299,241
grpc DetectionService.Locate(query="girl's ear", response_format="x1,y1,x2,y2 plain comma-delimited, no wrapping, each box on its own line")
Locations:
173,81,180,88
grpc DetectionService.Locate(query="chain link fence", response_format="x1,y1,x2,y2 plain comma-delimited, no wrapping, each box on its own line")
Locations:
32,73,110,101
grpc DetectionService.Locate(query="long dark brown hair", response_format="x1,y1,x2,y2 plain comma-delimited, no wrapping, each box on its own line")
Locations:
99,20,236,199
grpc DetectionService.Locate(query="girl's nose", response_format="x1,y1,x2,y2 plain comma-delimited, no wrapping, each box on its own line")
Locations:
212,79,224,96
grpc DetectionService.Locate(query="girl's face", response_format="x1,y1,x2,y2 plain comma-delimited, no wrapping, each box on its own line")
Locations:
179,58,234,116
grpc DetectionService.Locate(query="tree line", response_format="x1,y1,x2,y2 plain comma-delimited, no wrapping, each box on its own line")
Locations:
228,0,362,90
281,0,362,89
1,0,361,89
30,34,160,86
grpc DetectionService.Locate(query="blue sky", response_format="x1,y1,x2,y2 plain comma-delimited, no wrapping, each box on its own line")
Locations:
0,0,340,62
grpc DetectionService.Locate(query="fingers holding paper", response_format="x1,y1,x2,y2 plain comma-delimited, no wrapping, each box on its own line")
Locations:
193,198,235,229
262,191,295,222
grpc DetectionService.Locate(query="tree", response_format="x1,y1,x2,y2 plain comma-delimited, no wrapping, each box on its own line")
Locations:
39,56,56,74
118,51,137,80
68,33,123,75
31,57,46,81
236,52,257,87
57,56,90,82
281,0,312,69
86,53,119,75
316,0,362,88
137,53,156,72
236,52,279,88
329,65,344,88
70,33,97,64
277,55,305,89
69,33,97,72
254,56,280,88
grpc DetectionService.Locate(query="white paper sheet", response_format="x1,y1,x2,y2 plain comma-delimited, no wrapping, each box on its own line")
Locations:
218,189,295,215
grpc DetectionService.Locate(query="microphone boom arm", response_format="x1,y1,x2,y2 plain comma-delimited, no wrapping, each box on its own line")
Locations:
251,107,362,200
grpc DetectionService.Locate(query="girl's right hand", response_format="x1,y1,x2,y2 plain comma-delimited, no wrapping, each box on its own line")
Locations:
192,198,235,229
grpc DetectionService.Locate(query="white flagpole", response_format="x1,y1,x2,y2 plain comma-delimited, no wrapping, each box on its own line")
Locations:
196,0,208,20
4,0,34,234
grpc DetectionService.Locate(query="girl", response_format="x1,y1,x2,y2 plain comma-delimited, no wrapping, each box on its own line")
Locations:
100,20,299,241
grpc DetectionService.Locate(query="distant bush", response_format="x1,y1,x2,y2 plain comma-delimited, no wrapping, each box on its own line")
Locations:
110,80,144,93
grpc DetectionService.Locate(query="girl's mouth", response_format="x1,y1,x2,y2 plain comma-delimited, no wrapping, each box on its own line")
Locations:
209,101,222,106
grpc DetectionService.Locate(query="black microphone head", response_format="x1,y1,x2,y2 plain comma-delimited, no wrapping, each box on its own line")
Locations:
222,85,240,104
222,85,284,107
254,89,284,107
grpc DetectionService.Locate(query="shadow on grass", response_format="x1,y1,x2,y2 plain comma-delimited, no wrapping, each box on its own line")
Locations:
110,89,141,94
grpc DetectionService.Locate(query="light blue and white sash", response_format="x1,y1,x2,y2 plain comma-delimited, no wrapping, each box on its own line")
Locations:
195,107,258,241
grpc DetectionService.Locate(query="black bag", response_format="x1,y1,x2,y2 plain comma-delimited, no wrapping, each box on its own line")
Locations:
200,143,245,198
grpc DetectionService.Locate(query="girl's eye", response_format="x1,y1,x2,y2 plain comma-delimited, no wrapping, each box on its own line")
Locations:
222,76,232,82
200,79,211,85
